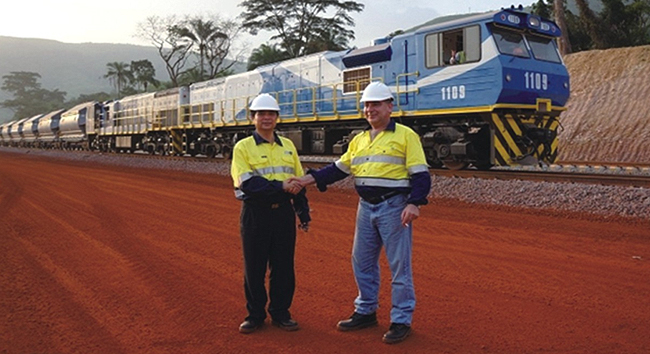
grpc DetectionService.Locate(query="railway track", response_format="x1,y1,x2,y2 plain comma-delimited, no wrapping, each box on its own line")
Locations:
3,147,650,188
434,168,650,188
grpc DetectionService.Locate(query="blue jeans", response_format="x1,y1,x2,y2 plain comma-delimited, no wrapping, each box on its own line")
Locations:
352,193,415,325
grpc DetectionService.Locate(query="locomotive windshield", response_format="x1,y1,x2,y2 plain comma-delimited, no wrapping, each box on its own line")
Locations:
491,27,530,58
491,25,562,63
525,34,562,63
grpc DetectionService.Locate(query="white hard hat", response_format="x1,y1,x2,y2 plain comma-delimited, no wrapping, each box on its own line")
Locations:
250,93,280,111
360,81,394,103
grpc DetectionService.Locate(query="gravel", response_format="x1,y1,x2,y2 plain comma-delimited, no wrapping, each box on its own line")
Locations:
3,147,649,221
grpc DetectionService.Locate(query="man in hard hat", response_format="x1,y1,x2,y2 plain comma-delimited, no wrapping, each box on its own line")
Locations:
231,93,311,334
293,82,431,344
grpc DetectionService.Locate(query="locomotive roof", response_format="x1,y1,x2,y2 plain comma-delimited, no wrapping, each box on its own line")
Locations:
409,7,560,38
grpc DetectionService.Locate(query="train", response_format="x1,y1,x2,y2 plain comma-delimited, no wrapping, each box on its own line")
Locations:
0,6,570,170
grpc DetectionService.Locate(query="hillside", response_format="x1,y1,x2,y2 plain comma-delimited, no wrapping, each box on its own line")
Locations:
0,36,172,121
559,45,650,163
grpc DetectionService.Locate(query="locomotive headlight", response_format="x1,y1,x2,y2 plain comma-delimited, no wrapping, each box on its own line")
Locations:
564,82,569,88
528,17,540,28
505,74,512,82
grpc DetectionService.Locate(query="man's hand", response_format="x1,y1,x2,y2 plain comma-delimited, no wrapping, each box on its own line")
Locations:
298,222,310,232
283,178,302,194
400,204,420,227
294,174,316,188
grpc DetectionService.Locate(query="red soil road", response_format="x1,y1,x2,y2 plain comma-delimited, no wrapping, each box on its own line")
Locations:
1,151,649,354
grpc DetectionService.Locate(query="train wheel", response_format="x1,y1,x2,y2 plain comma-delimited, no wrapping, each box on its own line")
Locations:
426,158,444,169
473,162,493,170
443,161,469,170
221,147,232,159
206,146,216,159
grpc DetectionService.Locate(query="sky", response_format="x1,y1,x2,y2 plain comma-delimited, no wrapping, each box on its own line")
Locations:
0,0,523,51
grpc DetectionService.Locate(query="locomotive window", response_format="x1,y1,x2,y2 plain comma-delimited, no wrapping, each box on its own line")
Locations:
491,27,530,57
425,33,441,67
526,34,562,63
463,26,481,62
425,25,480,67
343,67,371,94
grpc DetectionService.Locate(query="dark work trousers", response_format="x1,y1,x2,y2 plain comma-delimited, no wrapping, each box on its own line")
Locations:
240,200,296,322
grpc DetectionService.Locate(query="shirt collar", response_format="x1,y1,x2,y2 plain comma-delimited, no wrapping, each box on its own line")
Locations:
365,119,396,132
253,131,283,146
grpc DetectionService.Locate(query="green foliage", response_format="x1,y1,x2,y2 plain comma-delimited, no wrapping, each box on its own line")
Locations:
136,14,240,87
103,62,134,98
1,71,66,119
239,0,364,58
131,60,159,92
531,0,553,19
247,44,291,70
176,18,229,81
532,0,650,52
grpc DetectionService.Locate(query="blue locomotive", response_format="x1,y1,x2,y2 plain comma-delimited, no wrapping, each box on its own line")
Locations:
1,6,569,170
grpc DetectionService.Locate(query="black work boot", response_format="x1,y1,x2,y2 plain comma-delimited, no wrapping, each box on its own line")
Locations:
382,323,412,344
336,312,378,331
239,319,264,334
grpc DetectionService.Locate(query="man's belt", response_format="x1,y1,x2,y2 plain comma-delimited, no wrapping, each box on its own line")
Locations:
363,190,402,204
244,199,290,209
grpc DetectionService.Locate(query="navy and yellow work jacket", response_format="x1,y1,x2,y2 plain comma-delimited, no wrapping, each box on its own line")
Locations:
310,120,431,206
231,131,310,223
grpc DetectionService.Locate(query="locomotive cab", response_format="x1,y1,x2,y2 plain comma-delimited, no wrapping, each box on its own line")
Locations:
408,7,569,169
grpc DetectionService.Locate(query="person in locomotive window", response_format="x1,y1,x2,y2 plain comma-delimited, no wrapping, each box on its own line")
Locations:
512,46,527,56
291,82,432,344
230,93,311,334
450,49,465,64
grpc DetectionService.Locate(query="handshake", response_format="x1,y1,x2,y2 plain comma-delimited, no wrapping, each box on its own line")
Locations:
282,174,316,195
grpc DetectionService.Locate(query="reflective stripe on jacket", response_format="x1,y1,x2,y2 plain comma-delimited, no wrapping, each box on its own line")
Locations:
336,122,428,188
231,134,304,190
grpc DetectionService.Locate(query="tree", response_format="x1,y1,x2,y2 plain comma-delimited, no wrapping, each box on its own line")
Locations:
176,15,243,81
1,71,66,119
532,0,572,55
136,15,194,87
554,0,572,54
599,0,650,47
239,0,364,58
130,59,159,92
177,67,204,86
533,0,650,53
304,26,350,54
103,62,133,98
177,18,223,81
247,44,290,70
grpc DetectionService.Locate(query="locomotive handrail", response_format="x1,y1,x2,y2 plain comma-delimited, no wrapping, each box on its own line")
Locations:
395,71,420,114
219,101,227,127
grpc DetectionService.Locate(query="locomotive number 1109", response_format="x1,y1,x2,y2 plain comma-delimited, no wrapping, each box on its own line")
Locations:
441,85,466,100
525,72,548,91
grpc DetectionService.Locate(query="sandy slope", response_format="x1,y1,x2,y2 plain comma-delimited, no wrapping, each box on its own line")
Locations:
560,45,650,163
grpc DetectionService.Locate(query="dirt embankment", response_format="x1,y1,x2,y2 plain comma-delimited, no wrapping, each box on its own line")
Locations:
559,45,650,163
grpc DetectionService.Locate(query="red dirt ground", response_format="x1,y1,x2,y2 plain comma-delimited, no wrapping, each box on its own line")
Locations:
1,151,649,354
